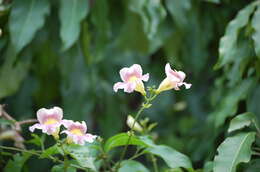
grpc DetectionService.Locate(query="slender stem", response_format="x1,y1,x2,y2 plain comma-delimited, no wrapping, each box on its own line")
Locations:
150,154,158,172
128,150,146,160
17,119,37,125
253,147,260,152
60,143,69,172
116,93,158,169
0,145,86,170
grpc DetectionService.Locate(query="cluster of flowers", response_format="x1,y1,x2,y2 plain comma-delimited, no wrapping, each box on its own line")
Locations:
113,63,191,95
29,107,97,145
29,63,190,145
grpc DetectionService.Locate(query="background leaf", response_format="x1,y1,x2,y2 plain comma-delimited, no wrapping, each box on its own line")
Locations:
9,0,50,53
59,0,89,50
252,4,260,58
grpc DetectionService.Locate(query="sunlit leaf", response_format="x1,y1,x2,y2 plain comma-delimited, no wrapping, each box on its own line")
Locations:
228,112,259,133
213,132,255,172
252,4,260,59
118,160,149,172
59,0,89,50
9,0,50,53
104,133,148,152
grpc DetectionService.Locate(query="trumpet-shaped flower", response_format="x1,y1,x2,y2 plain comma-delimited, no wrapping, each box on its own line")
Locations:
62,120,97,145
126,115,143,132
29,107,63,138
156,63,191,93
113,64,149,95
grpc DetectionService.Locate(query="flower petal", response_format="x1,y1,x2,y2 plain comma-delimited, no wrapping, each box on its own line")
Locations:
142,73,149,82
183,82,192,89
84,134,97,143
113,82,126,92
119,67,129,82
124,82,136,93
132,64,143,78
62,119,74,128
29,123,43,132
53,107,63,121
36,108,48,124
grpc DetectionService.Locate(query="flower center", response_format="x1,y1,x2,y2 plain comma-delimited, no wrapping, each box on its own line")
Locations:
128,76,138,83
44,118,58,125
70,128,83,136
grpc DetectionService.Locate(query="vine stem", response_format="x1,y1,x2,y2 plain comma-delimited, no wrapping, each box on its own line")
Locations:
116,93,157,169
150,154,158,172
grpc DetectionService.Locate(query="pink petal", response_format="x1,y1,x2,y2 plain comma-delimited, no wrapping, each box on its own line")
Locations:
119,68,129,82
132,64,143,78
176,71,186,82
142,73,149,82
183,82,192,89
81,121,87,133
113,82,126,92
36,108,48,124
124,82,136,93
62,119,74,128
29,123,43,132
53,107,63,121
84,134,97,143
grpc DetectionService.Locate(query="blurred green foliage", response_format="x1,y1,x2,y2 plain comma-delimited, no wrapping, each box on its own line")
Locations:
1,0,260,171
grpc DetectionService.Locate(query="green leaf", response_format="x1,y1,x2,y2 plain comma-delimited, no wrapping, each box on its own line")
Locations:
59,0,89,50
27,134,42,147
9,0,50,53
104,133,148,152
213,78,255,127
40,144,59,158
118,160,150,172
0,56,31,99
228,112,259,133
128,0,166,40
4,153,32,172
0,118,14,126
214,3,256,69
51,165,76,172
213,132,255,172
203,161,213,172
146,145,193,170
165,0,191,27
65,144,97,171
252,4,260,59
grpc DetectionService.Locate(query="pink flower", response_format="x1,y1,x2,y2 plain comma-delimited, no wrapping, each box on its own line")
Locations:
156,63,191,93
113,64,149,95
62,120,97,145
29,107,63,137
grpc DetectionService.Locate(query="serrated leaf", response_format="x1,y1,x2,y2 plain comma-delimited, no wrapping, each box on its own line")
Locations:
228,112,258,133
213,132,255,172
4,153,32,172
118,160,150,172
104,133,148,152
215,3,256,69
51,165,76,172
252,4,260,59
9,0,50,53
146,145,193,170
59,0,89,50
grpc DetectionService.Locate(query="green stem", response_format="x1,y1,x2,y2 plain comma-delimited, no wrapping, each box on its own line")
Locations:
0,145,86,170
128,150,146,160
150,154,158,172
116,93,158,169
60,143,69,172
